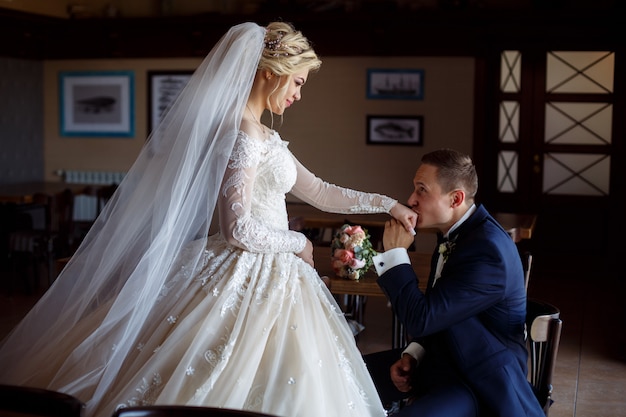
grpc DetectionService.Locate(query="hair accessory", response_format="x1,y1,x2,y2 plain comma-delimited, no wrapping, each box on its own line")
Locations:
265,31,284,56
264,30,305,57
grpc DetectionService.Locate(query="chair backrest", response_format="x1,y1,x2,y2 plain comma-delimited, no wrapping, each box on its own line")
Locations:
96,183,118,215
526,299,563,415
112,405,277,417
6,191,73,249
46,188,75,258
30,193,54,232
296,218,345,246
53,188,75,234
521,251,533,292
0,384,85,417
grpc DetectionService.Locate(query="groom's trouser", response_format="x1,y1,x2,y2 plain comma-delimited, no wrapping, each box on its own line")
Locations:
363,348,479,417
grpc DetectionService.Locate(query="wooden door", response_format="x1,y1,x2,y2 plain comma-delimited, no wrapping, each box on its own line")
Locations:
474,48,624,259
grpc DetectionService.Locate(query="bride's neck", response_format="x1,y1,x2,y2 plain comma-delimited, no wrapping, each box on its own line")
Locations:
244,104,269,139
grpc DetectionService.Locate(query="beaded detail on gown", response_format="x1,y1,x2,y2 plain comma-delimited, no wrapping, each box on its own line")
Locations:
83,131,389,417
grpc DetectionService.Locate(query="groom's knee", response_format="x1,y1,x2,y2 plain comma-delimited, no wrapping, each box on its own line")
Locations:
363,348,407,405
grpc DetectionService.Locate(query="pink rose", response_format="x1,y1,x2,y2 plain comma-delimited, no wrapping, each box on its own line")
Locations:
334,249,354,265
344,225,364,236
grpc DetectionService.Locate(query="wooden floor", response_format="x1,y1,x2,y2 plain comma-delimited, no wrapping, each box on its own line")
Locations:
2,253,626,417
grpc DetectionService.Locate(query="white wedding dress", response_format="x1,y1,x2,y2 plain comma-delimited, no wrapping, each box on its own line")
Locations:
41,130,391,417
0,22,389,417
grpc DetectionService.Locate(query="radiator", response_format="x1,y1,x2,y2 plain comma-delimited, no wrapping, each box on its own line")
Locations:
57,170,126,221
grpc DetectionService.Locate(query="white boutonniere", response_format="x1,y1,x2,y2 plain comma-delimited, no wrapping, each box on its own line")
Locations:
438,237,456,262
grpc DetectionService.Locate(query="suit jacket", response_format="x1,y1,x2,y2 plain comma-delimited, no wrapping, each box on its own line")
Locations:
377,204,544,417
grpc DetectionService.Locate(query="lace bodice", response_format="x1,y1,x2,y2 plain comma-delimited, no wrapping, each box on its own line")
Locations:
218,130,397,254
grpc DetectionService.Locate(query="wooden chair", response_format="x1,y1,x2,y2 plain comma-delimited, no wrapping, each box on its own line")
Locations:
7,188,75,290
72,185,99,246
0,384,85,417
521,251,533,293
526,299,563,416
112,405,277,417
71,183,117,248
96,183,118,215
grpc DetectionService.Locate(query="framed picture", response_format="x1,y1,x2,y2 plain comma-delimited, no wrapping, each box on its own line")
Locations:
148,70,193,134
59,71,134,137
367,115,423,145
366,69,424,100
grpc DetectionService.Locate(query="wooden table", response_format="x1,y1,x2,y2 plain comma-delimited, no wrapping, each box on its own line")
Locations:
0,181,97,204
314,249,431,295
495,212,537,242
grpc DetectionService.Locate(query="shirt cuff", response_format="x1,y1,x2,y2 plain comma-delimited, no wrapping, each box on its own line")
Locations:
373,247,411,276
402,342,426,364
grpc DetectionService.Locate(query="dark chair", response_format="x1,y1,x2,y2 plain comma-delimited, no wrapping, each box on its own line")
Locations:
526,299,563,416
112,405,277,417
96,183,118,215
7,188,75,290
72,185,98,248
71,183,117,249
521,251,533,293
0,384,85,417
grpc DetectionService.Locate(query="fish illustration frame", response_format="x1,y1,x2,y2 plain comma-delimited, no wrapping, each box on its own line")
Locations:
367,69,424,100
59,71,134,137
367,115,423,146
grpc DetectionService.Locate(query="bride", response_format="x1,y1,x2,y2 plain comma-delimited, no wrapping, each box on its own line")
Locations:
0,21,416,417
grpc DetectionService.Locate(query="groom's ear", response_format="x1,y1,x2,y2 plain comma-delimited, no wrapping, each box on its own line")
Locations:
450,189,465,208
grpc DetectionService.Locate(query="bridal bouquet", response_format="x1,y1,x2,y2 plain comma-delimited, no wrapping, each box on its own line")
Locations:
330,224,377,280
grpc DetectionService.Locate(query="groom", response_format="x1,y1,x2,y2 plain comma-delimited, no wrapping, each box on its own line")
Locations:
365,148,544,416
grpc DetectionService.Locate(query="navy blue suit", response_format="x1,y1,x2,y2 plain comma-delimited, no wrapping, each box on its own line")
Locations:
369,205,544,417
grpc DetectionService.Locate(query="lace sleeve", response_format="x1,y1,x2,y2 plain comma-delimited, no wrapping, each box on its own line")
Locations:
289,153,397,214
218,134,306,253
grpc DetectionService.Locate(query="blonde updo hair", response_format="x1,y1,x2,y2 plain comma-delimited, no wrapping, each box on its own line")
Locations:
259,21,322,76
259,22,321,126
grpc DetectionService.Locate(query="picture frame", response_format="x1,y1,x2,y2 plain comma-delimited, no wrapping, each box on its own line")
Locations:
59,71,134,137
148,70,193,134
366,115,423,146
366,69,424,100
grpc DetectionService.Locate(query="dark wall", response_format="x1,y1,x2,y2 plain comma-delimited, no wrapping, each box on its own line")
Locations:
0,57,43,184
1,5,623,60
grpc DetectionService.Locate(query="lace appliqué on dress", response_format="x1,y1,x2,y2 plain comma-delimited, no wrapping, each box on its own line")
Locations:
243,384,265,411
332,334,375,409
221,133,265,204
193,336,236,399
117,373,163,409
233,214,305,253
341,189,397,213
224,132,305,253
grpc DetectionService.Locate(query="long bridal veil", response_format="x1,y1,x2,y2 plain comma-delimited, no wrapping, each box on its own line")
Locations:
0,22,264,413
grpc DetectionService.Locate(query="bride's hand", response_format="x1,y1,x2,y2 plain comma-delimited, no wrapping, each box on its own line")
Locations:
297,239,314,267
390,203,417,235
